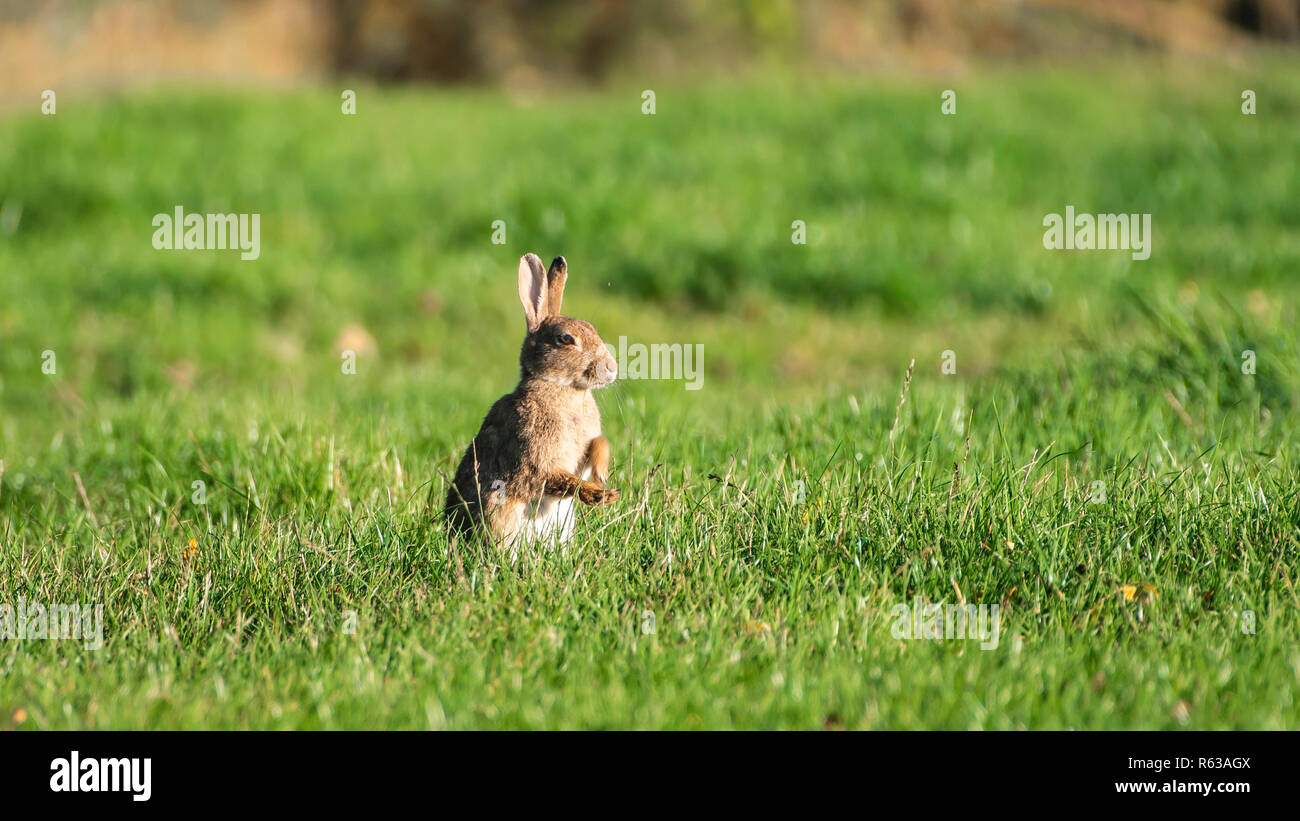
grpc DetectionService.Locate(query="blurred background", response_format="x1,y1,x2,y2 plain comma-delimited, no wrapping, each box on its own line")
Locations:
2,0,1298,98
0,1,1297,453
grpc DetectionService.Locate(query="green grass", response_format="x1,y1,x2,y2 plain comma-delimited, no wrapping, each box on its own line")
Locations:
1,57,1298,729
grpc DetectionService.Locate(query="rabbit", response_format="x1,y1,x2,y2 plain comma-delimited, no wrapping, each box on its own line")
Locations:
445,253,620,549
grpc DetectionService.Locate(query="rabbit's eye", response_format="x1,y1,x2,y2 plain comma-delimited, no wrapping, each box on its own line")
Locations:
558,333,576,346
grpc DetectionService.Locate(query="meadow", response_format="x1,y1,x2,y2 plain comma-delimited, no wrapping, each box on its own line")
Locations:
0,56,1297,729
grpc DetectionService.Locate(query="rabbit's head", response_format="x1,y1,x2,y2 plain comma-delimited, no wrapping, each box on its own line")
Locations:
516,253,617,390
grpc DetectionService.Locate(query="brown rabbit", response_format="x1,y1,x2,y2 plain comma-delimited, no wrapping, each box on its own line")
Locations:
445,253,620,548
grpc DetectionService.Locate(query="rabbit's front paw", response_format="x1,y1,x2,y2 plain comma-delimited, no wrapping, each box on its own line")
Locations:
579,483,620,506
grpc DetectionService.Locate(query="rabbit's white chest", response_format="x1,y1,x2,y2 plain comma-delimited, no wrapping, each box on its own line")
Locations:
517,461,595,547
520,494,577,545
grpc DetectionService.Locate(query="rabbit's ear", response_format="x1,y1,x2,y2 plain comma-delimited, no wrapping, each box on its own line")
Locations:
517,253,547,331
546,256,567,318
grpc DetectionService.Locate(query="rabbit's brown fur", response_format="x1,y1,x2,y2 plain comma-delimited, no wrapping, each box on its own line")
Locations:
445,254,619,547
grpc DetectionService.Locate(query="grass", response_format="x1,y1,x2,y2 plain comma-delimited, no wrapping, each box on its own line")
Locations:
0,56,1298,729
